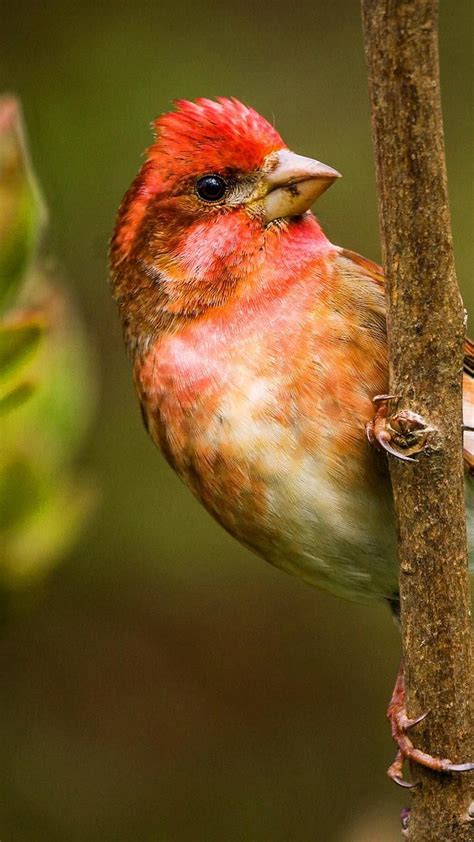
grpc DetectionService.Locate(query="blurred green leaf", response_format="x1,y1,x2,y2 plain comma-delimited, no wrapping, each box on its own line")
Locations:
0,186,41,309
0,319,44,380
0,94,96,590
24,287,96,465
0,458,42,532
1,279,96,469
0,475,96,586
0,381,35,415
0,97,46,311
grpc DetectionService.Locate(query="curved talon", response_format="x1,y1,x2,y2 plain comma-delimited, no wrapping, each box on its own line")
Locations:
394,778,418,790
367,395,433,462
447,761,474,773
386,661,474,788
400,806,410,826
388,750,418,788
377,433,418,463
404,710,430,730
366,421,418,463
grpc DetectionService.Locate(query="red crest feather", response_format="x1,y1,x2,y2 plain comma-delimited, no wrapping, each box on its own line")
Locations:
112,98,285,259
148,97,285,183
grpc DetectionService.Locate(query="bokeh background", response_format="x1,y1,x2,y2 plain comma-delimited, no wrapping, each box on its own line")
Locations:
1,1,472,840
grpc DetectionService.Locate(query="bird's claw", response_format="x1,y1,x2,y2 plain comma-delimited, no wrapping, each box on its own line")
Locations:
388,750,419,788
445,760,474,773
366,394,434,462
400,806,411,836
403,710,430,730
387,663,474,788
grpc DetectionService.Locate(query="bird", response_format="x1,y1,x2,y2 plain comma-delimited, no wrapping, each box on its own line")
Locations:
109,96,474,786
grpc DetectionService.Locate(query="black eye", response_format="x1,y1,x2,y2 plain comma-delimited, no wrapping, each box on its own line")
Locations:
196,174,227,202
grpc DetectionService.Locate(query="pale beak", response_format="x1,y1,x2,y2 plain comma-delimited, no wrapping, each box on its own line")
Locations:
260,149,341,223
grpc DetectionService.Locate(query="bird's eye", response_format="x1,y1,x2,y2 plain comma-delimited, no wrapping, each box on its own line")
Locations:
196,174,227,202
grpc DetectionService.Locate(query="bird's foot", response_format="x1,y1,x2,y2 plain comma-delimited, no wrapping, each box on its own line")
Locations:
366,395,434,463
400,806,410,837
387,662,474,787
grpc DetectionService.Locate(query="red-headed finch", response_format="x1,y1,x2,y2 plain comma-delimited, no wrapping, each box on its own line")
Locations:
109,97,474,784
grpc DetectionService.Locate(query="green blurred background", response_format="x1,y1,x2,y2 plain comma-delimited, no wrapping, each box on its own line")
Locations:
1,1,472,839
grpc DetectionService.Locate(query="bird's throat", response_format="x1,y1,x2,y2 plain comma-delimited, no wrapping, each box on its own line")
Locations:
111,208,330,356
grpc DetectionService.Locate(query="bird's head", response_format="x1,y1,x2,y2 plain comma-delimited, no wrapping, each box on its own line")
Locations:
110,97,340,350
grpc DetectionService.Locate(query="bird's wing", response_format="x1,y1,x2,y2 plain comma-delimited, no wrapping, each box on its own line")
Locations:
338,248,385,289
463,339,474,474
338,248,474,474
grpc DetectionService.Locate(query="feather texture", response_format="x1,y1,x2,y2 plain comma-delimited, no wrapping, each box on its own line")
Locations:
110,97,473,603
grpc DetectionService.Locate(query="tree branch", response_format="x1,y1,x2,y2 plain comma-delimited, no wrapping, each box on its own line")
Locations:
361,1,473,838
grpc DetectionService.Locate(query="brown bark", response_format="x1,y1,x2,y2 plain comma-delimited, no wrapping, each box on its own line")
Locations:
361,1,473,839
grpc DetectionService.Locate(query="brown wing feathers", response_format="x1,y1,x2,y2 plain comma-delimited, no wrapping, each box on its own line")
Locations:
464,338,474,379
